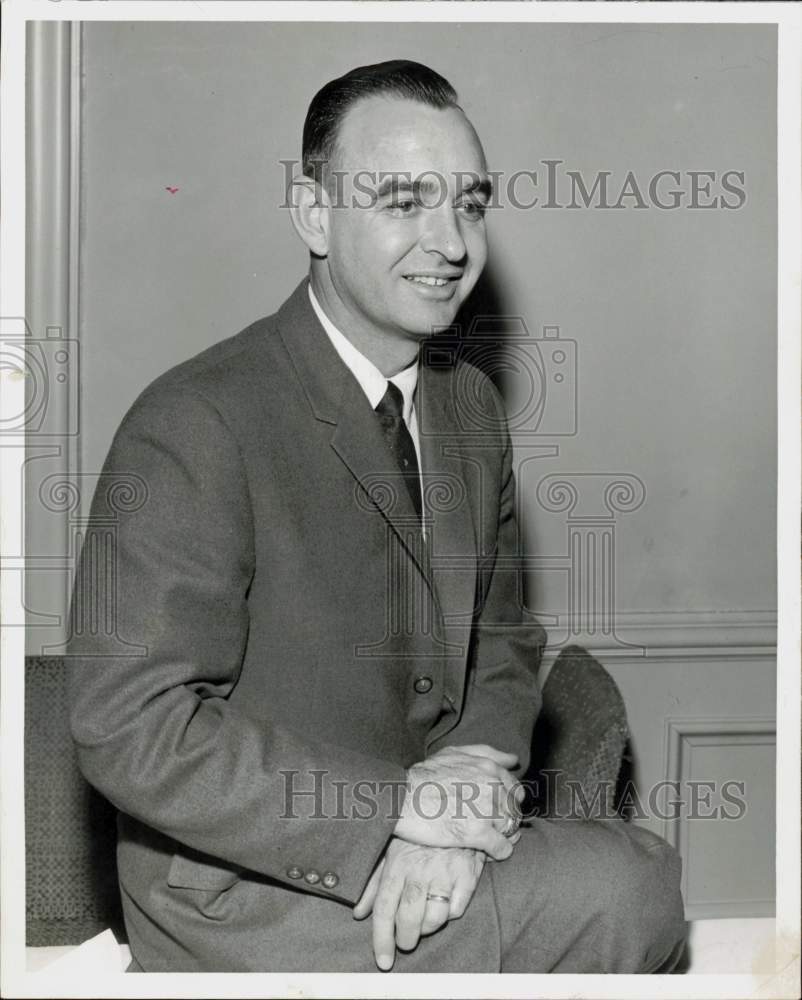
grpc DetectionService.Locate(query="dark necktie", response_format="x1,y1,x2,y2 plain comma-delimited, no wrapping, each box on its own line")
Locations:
374,381,422,520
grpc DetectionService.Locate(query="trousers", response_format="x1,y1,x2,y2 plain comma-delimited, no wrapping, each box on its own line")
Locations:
124,817,687,973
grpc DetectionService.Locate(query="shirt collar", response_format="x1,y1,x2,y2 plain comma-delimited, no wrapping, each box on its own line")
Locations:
308,283,418,421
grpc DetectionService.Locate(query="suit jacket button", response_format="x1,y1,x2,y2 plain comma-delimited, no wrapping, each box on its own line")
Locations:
286,865,303,879
304,870,321,885
414,676,433,694
322,872,339,889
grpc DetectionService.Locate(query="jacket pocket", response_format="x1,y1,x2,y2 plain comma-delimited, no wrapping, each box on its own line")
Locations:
166,850,242,892
166,850,244,923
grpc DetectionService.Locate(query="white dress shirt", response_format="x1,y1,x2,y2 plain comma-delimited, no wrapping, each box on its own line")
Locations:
308,284,426,524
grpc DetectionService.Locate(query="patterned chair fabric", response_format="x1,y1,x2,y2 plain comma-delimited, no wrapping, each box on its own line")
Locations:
25,657,125,946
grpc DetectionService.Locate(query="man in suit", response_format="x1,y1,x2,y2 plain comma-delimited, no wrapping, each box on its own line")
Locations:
67,60,687,973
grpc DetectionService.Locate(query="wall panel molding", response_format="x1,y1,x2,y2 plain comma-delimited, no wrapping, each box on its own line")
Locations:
24,22,83,655
663,717,776,919
544,609,777,661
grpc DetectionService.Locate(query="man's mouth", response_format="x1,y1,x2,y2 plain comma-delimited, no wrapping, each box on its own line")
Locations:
403,274,461,287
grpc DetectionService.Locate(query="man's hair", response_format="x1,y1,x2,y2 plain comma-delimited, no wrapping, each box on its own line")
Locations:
302,59,460,187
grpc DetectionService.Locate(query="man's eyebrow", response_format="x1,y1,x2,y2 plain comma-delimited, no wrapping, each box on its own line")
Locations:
374,175,445,200
373,173,493,201
374,174,416,199
460,176,493,201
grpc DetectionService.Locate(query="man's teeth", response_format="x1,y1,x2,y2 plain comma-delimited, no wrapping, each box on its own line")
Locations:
405,275,451,286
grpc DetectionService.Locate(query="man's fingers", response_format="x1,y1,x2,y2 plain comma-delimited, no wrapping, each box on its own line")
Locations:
492,769,523,820
449,869,477,920
394,878,427,953
478,829,516,861
372,874,404,971
452,744,519,769
353,859,383,920
420,895,451,937
447,744,522,820
483,828,521,859
420,908,447,937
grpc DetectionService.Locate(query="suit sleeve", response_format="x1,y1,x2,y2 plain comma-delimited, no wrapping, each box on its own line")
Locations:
425,383,545,776
66,385,406,904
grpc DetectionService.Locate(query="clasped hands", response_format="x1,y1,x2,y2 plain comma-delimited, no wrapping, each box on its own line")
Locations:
353,744,523,970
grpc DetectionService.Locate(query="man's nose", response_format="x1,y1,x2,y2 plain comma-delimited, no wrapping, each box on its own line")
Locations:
419,205,468,263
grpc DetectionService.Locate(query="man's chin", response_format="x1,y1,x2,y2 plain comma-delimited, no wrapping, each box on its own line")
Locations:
400,302,464,340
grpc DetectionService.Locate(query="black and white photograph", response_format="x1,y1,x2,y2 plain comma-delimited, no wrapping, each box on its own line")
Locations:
1,2,799,997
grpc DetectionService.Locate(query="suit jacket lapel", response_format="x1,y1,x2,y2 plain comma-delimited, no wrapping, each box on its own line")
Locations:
275,280,479,682
275,280,430,586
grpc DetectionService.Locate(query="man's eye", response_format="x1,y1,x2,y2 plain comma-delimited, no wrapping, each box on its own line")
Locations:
458,201,487,220
387,200,417,217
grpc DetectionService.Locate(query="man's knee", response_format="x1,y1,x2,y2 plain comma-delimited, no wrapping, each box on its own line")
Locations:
491,820,687,973
609,825,687,971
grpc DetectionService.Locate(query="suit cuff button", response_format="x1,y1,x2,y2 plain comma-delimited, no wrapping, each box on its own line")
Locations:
304,870,321,885
286,865,303,880
322,871,339,889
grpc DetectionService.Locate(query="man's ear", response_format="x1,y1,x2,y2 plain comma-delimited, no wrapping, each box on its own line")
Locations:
288,175,331,257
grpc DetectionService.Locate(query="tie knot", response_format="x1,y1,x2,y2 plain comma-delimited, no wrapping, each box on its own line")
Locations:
375,381,405,420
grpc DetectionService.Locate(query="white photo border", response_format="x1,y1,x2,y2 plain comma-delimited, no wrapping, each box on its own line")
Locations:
1,3,799,998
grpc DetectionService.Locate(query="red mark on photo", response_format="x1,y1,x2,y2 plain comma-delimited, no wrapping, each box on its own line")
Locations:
165,186,179,194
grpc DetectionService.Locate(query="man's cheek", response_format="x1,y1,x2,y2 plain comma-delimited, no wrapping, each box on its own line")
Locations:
468,232,488,270
460,264,484,303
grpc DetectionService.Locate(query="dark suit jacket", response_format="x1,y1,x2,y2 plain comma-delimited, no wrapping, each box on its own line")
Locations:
66,279,546,970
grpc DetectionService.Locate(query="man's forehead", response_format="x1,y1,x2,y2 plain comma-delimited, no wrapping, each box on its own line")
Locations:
333,94,487,175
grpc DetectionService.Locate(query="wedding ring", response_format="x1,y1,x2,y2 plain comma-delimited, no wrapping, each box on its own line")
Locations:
426,893,451,903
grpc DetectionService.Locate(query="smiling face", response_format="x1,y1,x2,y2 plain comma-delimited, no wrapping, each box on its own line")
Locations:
309,95,490,371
